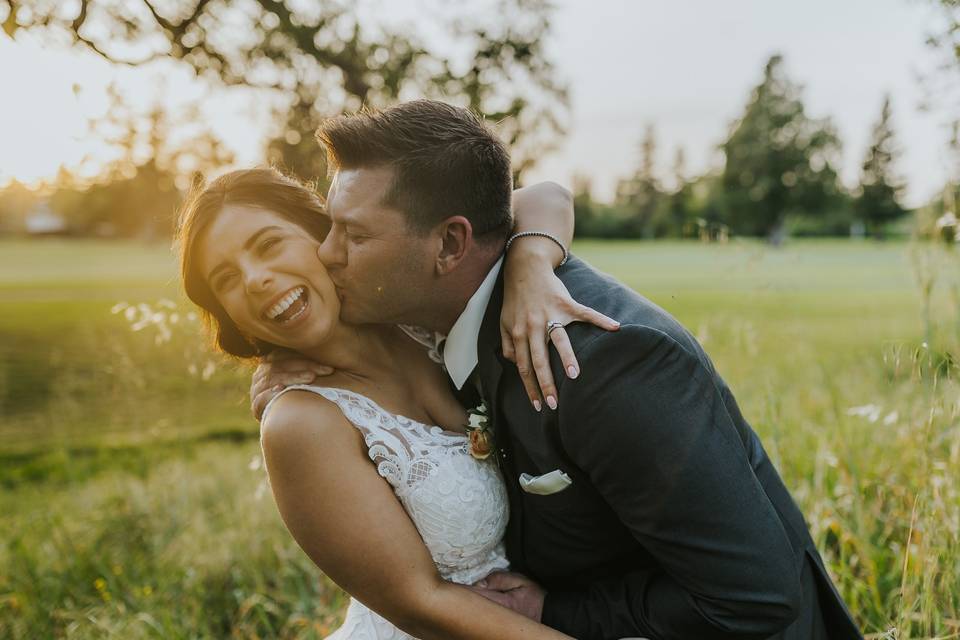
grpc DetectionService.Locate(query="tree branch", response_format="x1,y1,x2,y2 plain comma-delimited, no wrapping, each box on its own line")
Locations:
2,0,18,37
141,0,213,38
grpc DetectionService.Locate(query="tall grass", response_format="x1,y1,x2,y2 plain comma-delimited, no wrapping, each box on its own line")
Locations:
1,238,958,638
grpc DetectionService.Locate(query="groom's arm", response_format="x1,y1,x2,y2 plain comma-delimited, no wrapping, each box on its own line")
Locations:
545,326,803,640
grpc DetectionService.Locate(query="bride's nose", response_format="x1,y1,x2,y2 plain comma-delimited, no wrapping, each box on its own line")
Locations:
243,264,274,293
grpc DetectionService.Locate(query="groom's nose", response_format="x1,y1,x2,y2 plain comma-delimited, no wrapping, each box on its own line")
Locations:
317,227,346,268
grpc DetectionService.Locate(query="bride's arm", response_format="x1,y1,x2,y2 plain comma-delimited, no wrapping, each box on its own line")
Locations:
508,182,620,411
260,392,574,640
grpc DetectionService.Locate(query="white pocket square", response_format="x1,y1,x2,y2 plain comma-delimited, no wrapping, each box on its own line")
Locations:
519,469,572,495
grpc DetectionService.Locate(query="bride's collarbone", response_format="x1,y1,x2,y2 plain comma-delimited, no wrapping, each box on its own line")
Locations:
320,368,467,434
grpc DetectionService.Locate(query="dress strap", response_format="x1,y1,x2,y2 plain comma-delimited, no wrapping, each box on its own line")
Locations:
260,384,418,489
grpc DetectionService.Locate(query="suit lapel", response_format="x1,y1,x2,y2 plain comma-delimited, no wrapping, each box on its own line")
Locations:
475,270,529,570
476,267,505,420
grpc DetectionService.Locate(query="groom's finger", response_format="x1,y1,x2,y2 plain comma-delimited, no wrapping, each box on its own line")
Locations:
482,570,532,591
268,357,334,377
251,385,282,420
465,585,512,607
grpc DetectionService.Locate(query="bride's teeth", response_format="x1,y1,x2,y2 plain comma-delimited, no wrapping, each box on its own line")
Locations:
267,287,304,319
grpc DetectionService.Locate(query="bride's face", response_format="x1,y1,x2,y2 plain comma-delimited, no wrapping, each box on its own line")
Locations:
198,204,340,351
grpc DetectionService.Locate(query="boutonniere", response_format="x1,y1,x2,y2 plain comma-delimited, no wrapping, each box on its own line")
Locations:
465,401,494,460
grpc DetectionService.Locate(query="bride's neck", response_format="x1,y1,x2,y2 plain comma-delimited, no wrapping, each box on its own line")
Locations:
297,322,398,379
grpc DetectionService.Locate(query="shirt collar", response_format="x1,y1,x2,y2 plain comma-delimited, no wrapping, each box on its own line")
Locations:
443,256,503,389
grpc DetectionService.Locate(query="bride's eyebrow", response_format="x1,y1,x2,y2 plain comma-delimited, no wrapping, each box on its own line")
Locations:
206,225,283,282
242,225,283,250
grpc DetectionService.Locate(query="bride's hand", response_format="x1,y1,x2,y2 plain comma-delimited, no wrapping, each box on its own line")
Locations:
501,249,619,411
250,350,334,420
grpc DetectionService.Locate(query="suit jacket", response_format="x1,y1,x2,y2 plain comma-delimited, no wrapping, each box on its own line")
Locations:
475,256,863,640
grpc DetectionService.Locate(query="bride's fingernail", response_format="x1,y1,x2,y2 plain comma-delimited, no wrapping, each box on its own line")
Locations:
567,365,579,378
533,399,542,412
546,395,557,410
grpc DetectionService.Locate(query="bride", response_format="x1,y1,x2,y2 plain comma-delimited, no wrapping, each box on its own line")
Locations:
176,167,608,639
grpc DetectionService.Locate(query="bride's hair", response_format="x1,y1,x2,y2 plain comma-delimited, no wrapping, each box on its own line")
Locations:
176,167,331,358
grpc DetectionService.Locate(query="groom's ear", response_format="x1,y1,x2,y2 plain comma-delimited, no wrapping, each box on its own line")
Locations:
434,215,472,275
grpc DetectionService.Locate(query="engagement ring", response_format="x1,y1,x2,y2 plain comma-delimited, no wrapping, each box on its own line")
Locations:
546,320,565,340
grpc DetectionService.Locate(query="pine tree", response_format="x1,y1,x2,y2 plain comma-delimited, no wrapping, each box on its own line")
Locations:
615,125,664,238
854,95,906,238
721,55,843,241
663,147,693,237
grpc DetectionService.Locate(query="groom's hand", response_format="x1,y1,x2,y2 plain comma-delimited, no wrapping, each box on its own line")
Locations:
469,571,545,621
249,350,333,420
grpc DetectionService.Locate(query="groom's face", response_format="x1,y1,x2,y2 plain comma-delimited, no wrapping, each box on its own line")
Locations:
318,166,435,325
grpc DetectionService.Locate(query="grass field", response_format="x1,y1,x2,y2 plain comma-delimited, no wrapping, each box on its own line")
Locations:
1,237,958,638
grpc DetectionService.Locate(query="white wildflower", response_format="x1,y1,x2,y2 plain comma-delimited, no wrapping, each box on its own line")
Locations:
846,404,882,423
201,360,216,380
935,211,957,231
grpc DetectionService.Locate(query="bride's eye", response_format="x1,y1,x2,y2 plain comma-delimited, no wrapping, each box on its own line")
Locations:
257,236,282,254
213,271,236,291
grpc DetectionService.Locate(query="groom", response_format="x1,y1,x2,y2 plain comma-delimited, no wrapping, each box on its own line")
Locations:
252,100,862,639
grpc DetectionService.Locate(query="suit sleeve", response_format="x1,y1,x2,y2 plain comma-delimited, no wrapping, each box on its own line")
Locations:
540,326,803,640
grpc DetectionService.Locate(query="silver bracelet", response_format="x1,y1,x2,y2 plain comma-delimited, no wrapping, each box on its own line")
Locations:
504,231,569,267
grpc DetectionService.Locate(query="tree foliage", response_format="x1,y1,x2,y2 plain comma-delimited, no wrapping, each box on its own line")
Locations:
721,55,844,240
854,95,906,238
1,0,567,183
54,86,233,238
614,125,665,238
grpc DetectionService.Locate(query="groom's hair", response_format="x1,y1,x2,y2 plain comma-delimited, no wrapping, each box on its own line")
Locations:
316,100,513,246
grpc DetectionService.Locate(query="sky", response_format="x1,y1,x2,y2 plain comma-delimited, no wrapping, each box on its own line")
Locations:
0,0,955,207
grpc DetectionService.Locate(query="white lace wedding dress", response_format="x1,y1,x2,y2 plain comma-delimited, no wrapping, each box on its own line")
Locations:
261,384,510,640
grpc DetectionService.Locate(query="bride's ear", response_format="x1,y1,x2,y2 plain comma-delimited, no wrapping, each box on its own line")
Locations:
435,216,472,275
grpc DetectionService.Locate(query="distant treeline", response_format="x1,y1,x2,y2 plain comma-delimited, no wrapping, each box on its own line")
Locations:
574,55,945,242
0,55,954,243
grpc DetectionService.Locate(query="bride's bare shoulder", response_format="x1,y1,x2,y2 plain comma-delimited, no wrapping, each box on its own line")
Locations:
260,389,361,457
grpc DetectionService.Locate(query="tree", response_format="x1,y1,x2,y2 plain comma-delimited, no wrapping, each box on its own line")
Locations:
51,85,233,238
615,124,664,238
854,95,907,238
721,55,843,241
923,0,960,108
1,0,567,183
661,147,695,237
0,179,40,234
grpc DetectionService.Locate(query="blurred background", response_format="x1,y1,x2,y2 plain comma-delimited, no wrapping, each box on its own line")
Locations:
1,0,959,638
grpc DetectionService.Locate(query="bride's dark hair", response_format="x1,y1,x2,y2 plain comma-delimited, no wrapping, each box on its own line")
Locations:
176,168,331,358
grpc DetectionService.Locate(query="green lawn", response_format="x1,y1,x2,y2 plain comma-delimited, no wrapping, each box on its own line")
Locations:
1,237,957,638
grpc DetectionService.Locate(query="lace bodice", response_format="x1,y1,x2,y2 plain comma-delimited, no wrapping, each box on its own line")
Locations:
261,385,510,639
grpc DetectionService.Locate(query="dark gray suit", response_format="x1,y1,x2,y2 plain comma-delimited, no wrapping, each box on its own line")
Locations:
474,256,862,640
